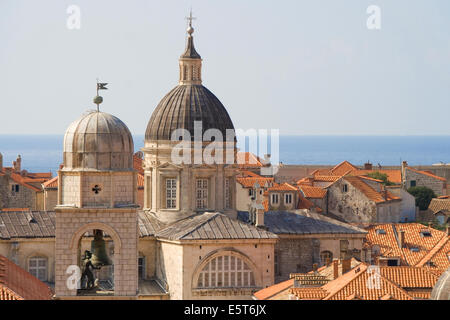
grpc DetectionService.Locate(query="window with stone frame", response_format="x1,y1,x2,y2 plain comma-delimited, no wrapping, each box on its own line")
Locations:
29,256,47,282
285,193,293,205
196,178,208,209
271,193,279,205
165,178,177,209
225,177,231,209
196,255,256,288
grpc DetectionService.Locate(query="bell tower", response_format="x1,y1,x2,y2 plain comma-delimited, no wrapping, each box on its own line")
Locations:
54,87,139,299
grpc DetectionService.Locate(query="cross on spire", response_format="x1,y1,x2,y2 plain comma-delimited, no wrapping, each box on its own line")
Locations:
186,9,196,27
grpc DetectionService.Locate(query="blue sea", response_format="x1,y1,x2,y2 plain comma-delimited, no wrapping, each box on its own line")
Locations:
1,135,450,175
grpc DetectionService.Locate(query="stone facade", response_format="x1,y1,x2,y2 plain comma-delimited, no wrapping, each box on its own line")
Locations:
404,167,446,196
54,208,138,297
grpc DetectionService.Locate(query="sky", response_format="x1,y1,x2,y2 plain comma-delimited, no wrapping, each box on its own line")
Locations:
0,0,449,135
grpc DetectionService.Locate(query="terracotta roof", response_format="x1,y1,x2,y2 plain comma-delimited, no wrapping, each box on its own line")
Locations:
268,182,297,192
416,235,450,270
354,170,402,184
438,195,450,199
366,223,450,269
236,176,273,189
330,161,359,176
0,255,53,300
313,175,341,182
344,176,400,203
253,279,293,300
156,212,278,241
42,176,58,189
236,152,264,168
292,264,413,300
296,193,316,211
407,167,447,182
379,266,439,289
133,154,144,174
428,198,450,214
299,185,327,199
1,170,42,192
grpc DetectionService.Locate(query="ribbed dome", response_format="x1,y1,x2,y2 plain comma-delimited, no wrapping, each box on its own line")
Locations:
63,111,134,170
145,85,235,141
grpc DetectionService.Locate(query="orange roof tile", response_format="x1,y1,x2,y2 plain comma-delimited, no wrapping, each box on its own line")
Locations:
299,185,327,199
313,175,341,182
354,169,402,184
291,264,414,300
428,198,450,214
236,152,264,168
330,161,359,176
0,255,53,300
236,176,274,189
133,154,144,174
42,176,58,189
379,266,438,289
253,279,294,300
366,223,450,269
344,176,400,203
268,182,298,192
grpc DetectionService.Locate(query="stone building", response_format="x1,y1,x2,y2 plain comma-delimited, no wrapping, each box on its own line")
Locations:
0,154,52,211
326,176,402,223
0,19,282,300
402,161,447,196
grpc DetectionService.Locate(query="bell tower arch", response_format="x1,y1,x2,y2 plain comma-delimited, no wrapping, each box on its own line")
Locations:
54,91,139,299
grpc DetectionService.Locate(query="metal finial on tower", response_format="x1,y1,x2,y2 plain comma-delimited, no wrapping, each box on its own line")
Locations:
186,9,196,35
94,79,108,112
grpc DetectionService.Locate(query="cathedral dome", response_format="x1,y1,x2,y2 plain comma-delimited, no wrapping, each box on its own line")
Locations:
63,111,134,170
145,18,234,142
145,85,234,141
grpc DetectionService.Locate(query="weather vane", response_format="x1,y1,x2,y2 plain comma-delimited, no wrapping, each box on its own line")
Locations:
93,79,108,112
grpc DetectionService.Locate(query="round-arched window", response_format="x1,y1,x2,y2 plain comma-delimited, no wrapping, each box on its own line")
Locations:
196,255,255,288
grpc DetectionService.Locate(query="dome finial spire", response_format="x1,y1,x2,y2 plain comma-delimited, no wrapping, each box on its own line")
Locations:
186,8,195,35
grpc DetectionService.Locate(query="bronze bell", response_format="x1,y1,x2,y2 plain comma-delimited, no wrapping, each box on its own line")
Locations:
90,229,112,267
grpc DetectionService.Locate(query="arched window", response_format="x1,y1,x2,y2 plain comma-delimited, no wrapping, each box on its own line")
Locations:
196,255,255,288
29,256,47,281
320,251,333,265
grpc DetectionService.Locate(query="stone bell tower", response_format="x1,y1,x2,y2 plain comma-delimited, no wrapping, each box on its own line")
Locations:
54,87,138,298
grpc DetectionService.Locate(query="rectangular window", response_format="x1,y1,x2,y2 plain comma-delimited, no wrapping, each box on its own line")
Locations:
29,257,47,282
138,257,145,279
285,193,292,205
410,180,416,187
271,193,279,205
165,178,177,209
196,178,208,209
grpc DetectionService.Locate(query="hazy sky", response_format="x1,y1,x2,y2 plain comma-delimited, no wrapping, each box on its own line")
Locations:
0,0,449,135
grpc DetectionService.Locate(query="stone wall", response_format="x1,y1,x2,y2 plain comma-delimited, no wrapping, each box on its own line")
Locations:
54,208,138,298
327,179,377,223
405,169,446,196
274,237,319,283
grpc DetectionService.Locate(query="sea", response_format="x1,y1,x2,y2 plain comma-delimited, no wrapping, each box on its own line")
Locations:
1,135,450,175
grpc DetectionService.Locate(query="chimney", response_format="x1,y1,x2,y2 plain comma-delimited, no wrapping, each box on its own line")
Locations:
312,263,318,274
364,161,373,170
401,161,408,187
447,226,450,236
399,230,405,248
253,182,265,228
13,155,21,172
333,259,339,279
342,258,351,274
